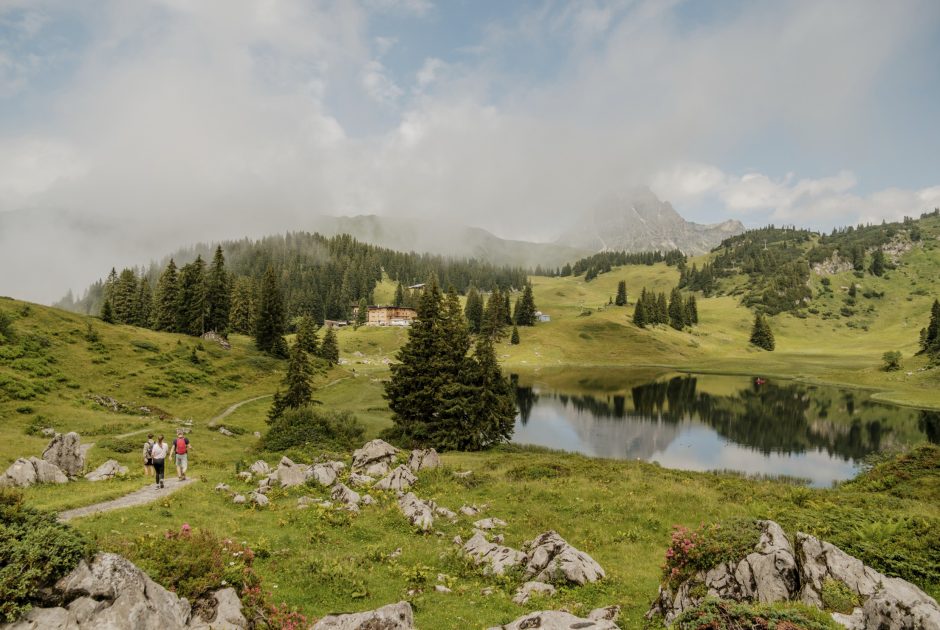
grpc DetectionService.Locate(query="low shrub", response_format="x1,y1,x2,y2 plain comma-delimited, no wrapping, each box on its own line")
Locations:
662,519,762,589
261,407,365,452
131,340,160,353
820,577,861,614
97,438,136,454
672,598,840,629
0,489,91,622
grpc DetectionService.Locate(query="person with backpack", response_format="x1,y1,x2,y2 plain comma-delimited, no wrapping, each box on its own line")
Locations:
171,429,190,481
142,434,155,477
151,435,168,489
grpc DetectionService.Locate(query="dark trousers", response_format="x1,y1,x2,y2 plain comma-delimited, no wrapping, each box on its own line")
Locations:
154,459,165,485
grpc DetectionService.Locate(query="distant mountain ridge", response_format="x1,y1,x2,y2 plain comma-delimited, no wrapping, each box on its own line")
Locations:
555,187,745,255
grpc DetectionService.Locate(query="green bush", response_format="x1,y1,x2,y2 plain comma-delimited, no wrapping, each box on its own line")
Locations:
261,406,365,452
820,577,861,614
97,438,136,454
130,340,160,353
0,489,91,622
662,519,762,589
882,350,902,371
672,598,841,629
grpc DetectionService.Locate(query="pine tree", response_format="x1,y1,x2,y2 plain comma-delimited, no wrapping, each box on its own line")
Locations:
254,266,287,356
229,276,255,335
205,246,231,333
282,342,314,410
514,284,537,326
464,286,484,333
319,327,340,365
296,315,320,355
394,282,405,308
135,279,153,327
355,297,368,327
750,313,775,351
100,299,115,323
176,256,207,336
267,390,287,425
510,325,520,345
668,288,686,330
921,299,940,356
686,295,699,325
463,336,516,449
154,260,180,332
502,291,513,326
112,268,139,324
656,292,669,325
615,280,627,306
869,249,886,276
633,288,648,328
481,287,506,340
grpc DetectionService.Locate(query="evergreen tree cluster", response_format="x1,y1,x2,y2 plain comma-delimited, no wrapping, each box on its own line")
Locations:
534,249,686,280
512,284,538,326
750,313,775,351
919,299,940,359
384,280,516,451
632,287,698,329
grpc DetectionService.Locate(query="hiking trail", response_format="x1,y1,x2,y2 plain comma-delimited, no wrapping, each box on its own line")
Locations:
58,477,196,521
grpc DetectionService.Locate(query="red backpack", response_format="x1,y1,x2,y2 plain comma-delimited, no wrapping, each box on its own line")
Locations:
175,437,188,454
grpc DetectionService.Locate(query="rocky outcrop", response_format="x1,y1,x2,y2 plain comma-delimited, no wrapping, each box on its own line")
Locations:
373,465,417,492
309,463,338,487
351,439,398,477
347,472,374,488
311,601,414,630
398,493,434,531
84,459,128,482
272,456,307,488
523,531,605,586
42,432,85,477
408,448,441,472
487,609,620,630
200,331,231,350
0,457,68,487
331,483,361,511
646,521,940,629
512,581,556,605
463,531,527,576
248,460,270,476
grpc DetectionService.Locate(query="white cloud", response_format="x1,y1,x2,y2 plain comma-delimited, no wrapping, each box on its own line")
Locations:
415,57,446,89
362,59,403,105
365,0,433,17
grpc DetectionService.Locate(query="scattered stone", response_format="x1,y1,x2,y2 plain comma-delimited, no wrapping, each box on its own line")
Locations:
274,456,308,488
218,427,234,437
348,472,374,488
474,518,507,530
309,463,338,487
200,331,231,350
214,483,230,492
190,587,247,629
487,610,620,630
352,439,398,477
311,601,414,630
248,460,270,476
252,431,261,438
374,465,418,492
524,531,605,586
512,581,556,605
361,495,375,506
331,483,361,509
237,471,253,482
389,548,402,559
493,534,505,544
326,460,346,474
460,504,482,516
588,606,621,622
250,493,269,507
453,470,473,478
0,456,68,488
40,427,56,437
232,494,246,504
435,585,452,594
481,587,495,596
408,448,441,472
398,492,434,531
42,432,85,477
436,506,457,520
85,459,129,482
453,535,463,546
463,531,527,576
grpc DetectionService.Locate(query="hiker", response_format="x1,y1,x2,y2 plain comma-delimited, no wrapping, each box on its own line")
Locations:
171,429,190,481
151,435,168,489
142,433,155,477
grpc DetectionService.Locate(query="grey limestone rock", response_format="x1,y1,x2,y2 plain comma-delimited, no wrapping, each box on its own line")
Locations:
351,439,398,476
374,465,417,492
248,460,270,476
523,531,606,586
84,459,128,482
42,432,85,477
309,463,338,487
463,531,527,576
408,448,441,472
512,581,556,605
311,601,414,630
487,610,620,630
397,492,434,531
0,457,68,487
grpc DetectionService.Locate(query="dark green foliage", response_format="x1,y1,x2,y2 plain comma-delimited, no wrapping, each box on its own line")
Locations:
882,351,902,371
319,327,339,365
282,342,315,410
253,267,287,357
228,276,255,335
262,406,365,452
110,268,139,323
750,313,775,351
869,249,886,276
671,598,839,630
295,315,319,355
562,249,685,280
154,259,180,332
687,295,699,324
355,298,368,327
134,279,153,327
636,289,671,327
205,246,231,333
662,519,763,589
464,286,483,333
615,280,627,306
920,299,940,358
176,256,207,336
668,287,688,330
481,287,507,340
0,310,12,341
393,282,405,307
514,284,537,326
100,299,114,323
0,489,91,623
510,325,520,345
502,292,512,326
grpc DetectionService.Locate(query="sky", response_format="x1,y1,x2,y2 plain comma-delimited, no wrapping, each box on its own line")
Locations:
2,0,940,302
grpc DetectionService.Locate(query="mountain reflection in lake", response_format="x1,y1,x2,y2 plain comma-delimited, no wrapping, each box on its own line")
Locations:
511,373,935,487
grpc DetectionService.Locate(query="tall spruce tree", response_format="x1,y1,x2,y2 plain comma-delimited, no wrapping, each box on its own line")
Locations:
281,342,314,410
176,256,207,336
502,291,513,326
154,260,180,332
668,288,686,330
112,268,139,324
394,282,405,307
296,315,320,355
686,295,699,325
514,283,537,326
655,292,669,325
319,327,340,365
229,276,256,335
869,249,886,277
254,266,287,356
355,298,368,327
464,286,484,333
615,280,627,306
464,335,516,449
920,299,940,356
510,325,520,345
481,287,506,340
633,288,648,328
205,246,231,333
100,299,114,323
135,279,153,327
750,313,775,351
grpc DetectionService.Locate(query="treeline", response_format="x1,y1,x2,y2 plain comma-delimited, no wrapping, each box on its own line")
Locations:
58,232,530,326
633,287,698,330
532,249,686,280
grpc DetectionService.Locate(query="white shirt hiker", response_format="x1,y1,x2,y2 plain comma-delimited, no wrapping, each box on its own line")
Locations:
151,442,169,459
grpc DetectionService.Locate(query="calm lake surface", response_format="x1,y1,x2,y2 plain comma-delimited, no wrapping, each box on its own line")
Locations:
511,370,938,487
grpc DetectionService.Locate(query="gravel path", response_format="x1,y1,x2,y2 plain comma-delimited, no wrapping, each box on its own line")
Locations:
58,477,197,522
207,394,272,427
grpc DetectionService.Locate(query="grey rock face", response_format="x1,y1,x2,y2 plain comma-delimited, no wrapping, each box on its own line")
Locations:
347,472,374,488
487,610,620,630
374,465,417,492
232,494,246,504
42,432,85,477
331,483,361,509
84,459,128,482
512,581,556,605
523,531,606,586
463,531,528,576
250,492,269,507
189,588,247,630
398,492,434,531
408,448,441,472
273,456,308,488
351,439,398,475
309,463,338,487
0,457,68,487
311,601,414,630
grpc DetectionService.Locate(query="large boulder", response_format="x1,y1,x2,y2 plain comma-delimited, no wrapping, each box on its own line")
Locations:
273,456,308,488
42,432,85,477
408,448,441,472
463,531,528,576
373,465,417,492
84,459,129,482
311,601,414,630
487,610,620,630
397,492,434,531
523,531,606,586
248,460,270,476
189,588,247,630
308,463,338,487
351,439,398,477
0,457,68,488
331,483,361,511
